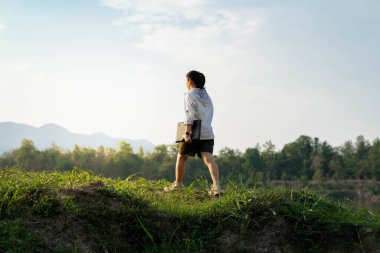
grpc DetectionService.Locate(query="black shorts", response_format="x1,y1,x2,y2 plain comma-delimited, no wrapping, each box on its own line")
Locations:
179,139,214,158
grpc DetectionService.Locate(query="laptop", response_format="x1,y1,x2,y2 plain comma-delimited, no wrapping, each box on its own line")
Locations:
175,120,201,143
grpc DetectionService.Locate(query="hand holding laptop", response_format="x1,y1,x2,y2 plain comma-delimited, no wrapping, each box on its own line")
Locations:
175,120,201,143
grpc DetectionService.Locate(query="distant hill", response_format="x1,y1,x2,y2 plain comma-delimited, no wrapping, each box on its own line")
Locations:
0,122,155,154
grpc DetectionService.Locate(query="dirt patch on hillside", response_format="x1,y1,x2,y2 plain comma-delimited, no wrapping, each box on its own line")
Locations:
215,217,380,253
26,213,94,252
22,182,380,253
25,182,138,252
216,217,299,253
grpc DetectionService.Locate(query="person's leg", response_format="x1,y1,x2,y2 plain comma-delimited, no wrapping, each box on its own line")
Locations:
175,153,188,183
201,152,219,184
164,153,189,192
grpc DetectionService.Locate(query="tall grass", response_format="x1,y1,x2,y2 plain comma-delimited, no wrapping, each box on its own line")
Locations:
0,168,379,252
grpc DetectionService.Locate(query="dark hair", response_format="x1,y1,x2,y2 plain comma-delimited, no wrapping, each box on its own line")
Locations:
186,70,206,89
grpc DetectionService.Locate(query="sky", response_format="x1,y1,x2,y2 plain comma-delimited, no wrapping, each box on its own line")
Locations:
0,0,379,153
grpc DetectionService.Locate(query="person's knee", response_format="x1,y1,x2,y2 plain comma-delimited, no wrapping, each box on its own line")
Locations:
178,153,189,162
202,152,213,164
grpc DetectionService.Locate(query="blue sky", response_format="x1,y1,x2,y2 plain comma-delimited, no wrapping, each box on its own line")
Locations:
0,0,379,152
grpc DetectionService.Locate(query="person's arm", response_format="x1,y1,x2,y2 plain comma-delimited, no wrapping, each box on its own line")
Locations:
184,93,195,142
184,124,192,143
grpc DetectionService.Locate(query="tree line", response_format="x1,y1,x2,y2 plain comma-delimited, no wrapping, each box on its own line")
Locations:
1,135,380,184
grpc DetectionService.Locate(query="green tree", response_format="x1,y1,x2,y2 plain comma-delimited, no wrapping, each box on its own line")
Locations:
340,141,356,179
262,141,279,180
112,141,143,178
312,168,324,183
144,145,176,180
280,136,313,180
13,139,40,170
94,145,107,175
369,138,380,180
39,144,62,170
215,147,243,183
138,146,145,158
329,153,345,180
320,141,334,178
243,147,263,181
355,135,371,179
0,151,16,168
71,145,97,171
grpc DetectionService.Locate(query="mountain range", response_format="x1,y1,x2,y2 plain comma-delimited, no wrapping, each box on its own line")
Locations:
0,122,155,154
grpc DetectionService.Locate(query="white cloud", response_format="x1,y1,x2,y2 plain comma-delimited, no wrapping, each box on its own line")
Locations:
101,0,205,14
102,0,208,35
100,0,263,64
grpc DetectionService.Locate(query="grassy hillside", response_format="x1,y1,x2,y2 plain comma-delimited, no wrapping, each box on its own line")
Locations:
0,168,379,253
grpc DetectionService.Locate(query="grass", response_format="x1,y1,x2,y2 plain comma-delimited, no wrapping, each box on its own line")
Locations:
0,167,379,253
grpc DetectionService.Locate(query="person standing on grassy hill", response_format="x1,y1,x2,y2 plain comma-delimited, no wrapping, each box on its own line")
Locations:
164,70,222,196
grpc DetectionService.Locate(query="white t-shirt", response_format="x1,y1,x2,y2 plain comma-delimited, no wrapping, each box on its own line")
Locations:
184,88,215,140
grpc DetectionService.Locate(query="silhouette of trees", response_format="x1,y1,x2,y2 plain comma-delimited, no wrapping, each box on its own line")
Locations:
1,135,380,183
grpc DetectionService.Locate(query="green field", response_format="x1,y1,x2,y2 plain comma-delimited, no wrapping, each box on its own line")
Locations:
0,168,379,253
